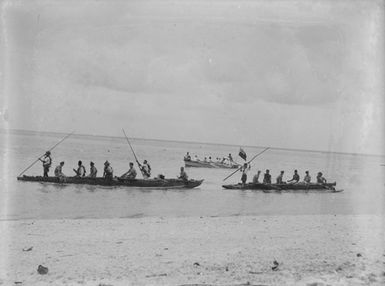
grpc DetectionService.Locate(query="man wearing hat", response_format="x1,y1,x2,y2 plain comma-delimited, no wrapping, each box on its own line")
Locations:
39,151,52,177
88,162,97,178
103,161,113,180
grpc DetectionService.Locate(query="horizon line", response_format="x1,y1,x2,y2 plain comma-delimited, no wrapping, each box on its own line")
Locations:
2,128,384,158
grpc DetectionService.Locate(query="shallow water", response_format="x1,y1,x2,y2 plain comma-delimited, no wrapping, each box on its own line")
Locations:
1,130,384,220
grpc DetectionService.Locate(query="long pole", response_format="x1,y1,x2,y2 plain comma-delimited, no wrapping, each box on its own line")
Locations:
223,147,270,181
121,128,141,168
18,131,75,177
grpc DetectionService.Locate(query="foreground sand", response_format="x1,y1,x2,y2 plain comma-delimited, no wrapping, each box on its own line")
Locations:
1,214,384,286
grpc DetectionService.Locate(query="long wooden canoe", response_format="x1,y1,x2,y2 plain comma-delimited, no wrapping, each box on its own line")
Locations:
222,182,341,192
17,175,204,189
184,160,240,169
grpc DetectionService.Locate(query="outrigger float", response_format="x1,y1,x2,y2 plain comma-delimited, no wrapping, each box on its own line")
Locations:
17,175,204,189
222,182,342,192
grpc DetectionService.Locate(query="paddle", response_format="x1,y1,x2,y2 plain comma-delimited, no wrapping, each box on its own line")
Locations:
18,131,75,177
121,128,145,178
223,147,270,181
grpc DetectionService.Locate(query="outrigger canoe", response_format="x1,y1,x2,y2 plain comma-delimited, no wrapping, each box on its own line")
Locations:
184,159,240,169
17,175,204,189
222,182,342,192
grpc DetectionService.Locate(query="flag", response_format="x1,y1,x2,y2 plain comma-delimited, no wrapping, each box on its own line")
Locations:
239,148,247,161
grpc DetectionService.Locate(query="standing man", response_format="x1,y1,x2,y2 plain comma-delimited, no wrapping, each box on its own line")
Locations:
39,151,52,177
240,163,250,185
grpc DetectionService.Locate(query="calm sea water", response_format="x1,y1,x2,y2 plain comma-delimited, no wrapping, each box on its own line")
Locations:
1,130,384,220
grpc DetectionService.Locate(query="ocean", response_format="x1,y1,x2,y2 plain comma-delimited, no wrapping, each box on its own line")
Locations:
1,130,384,220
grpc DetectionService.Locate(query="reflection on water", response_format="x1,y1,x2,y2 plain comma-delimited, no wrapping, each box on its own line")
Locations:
1,130,384,220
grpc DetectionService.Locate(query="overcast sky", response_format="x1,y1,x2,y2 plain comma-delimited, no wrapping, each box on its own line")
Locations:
1,0,384,154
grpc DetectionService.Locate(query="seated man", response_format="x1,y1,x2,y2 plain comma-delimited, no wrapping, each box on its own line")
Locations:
73,160,86,177
252,170,261,184
263,169,271,184
316,172,327,184
121,162,137,179
139,160,151,179
54,161,65,177
88,161,97,178
287,170,300,184
178,167,188,181
303,171,311,183
103,161,113,180
276,171,284,184
184,152,191,161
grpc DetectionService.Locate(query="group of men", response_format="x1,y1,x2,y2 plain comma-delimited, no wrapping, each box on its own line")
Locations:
240,163,328,185
39,151,188,181
184,152,235,165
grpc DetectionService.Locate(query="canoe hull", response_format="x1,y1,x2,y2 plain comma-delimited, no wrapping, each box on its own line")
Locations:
184,160,240,169
17,176,204,189
222,182,340,192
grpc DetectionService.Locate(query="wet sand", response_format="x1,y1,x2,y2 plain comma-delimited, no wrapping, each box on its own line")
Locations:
1,214,384,285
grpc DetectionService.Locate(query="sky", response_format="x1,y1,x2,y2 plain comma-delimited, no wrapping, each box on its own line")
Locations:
0,0,384,154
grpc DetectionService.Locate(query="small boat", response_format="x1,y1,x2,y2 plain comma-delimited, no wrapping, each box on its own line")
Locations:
222,182,342,192
184,159,240,169
17,175,204,189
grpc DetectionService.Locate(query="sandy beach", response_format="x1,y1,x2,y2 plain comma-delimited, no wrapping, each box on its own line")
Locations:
1,214,384,286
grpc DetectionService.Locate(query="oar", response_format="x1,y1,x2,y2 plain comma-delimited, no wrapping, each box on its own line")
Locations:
223,147,270,181
18,131,75,177
121,128,143,176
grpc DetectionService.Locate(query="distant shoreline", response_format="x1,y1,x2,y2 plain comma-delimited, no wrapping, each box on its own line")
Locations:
1,128,384,158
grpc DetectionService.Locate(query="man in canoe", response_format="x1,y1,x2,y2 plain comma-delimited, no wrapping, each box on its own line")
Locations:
88,162,97,178
263,169,271,184
120,162,137,179
184,152,191,161
287,170,300,184
316,172,327,184
252,170,261,184
39,151,52,177
54,161,65,177
276,170,284,184
139,160,151,179
240,163,250,186
304,171,311,183
178,167,188,181
103,161,113,180
73,160,86,177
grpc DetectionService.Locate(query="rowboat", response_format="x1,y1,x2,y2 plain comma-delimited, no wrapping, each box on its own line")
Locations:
222,182,342,192
17,175,204,189
184,159,240,169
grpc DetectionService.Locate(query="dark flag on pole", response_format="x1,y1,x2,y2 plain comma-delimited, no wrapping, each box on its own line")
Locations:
239,148,247,161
